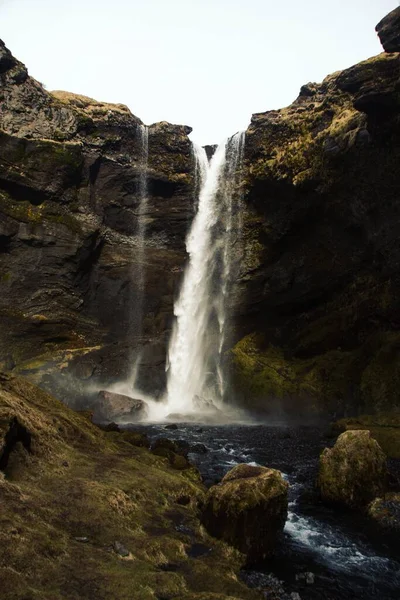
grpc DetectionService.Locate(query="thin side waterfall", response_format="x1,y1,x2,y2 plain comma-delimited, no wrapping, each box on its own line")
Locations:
165,133,245,417
215,131,245,398
135,124,149,340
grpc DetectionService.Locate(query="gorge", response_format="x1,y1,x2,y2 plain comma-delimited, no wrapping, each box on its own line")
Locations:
1,5,400,600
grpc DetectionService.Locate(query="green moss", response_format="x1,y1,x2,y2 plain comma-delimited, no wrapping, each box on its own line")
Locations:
0,373,260,600
231,334,357,414
360,333,400,413
0,193,82,234
332,413,400,458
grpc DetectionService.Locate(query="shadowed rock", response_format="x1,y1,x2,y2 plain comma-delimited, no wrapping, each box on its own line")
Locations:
376,6,400,52
318,430,388,509
94,390,148,423
201,463,288,563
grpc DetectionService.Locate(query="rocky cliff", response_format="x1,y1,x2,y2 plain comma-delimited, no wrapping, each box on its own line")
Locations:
1,8,400,419
0,40,196,406
231,10,400,416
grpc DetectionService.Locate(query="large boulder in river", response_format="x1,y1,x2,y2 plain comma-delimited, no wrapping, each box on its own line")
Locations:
318,430,388,509
376,7,400,52
201,464,288,563
93,390,148,423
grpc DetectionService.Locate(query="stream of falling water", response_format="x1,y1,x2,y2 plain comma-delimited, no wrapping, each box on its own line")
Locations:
165,133,245,418
135,123,149,340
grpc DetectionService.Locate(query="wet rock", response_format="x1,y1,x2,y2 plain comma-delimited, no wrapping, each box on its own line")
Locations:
368,492,400,533
174,439,190,456
113,541,130,557
305,572,315,585
151,438,180,455
74,536,89,543
168,453,191,471
376,6,400,52
291,593,301,600
318,430,388,509
164,423,178,430
190,443,208,454
94,391,149,424
201,463,288,563
151,438,193,470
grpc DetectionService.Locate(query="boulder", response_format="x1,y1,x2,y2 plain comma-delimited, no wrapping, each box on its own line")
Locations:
93,390,148,423
368,493,400,533
318,430,388,509
376,7,400,52
201,464,288,563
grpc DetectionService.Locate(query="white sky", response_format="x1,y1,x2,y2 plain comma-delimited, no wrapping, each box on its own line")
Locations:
1,0,398,144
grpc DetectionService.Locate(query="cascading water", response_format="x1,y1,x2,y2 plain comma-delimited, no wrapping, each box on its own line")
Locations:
165,133,245,417
134,123,149,340
215,132,245,398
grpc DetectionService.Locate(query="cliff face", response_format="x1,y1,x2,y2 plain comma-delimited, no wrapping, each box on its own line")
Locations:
0,41,195,405
2,9,400,419
232,45,400,416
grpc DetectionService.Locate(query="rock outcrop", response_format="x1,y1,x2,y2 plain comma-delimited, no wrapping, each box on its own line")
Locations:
318,430,388,509
0,40,195,407
376,6,400,52
201,463,288,563
230,17,400,416
93,390,148,423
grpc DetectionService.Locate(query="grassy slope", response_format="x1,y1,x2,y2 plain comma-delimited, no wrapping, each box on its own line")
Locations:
0,373,261,600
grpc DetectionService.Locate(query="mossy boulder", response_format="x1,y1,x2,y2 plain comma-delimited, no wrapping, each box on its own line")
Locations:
201,464,288,563
368,493,400,533
318,430,388,509
330,413,400,459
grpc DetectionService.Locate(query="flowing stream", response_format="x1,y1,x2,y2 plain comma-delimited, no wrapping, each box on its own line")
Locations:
166,133,245,417
133,422,400,600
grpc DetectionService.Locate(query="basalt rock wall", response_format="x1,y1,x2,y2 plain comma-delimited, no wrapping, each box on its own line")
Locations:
231,37,400,416
0,40,195,405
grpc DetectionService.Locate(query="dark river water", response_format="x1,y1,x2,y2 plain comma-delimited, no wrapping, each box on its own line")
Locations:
133,422,400,600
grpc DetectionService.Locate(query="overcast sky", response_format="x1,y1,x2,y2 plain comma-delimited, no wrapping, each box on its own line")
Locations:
1,0,398,144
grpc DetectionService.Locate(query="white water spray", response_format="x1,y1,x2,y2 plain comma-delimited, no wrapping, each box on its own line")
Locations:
165,133,245,417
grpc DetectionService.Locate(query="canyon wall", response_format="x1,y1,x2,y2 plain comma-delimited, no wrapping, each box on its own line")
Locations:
1,7,400,416
0,40,195,405
231,16,400,416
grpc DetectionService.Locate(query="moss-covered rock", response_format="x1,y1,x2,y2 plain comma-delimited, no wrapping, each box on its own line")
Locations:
318,430,388,509
330,413,400,459
201,464,288,563
368,493,400,533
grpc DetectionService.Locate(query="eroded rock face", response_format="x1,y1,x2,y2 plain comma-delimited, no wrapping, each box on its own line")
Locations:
318,430,388,509
94,390,148,423
201,463,288,563
0,40,195,406
376,6,400,52
230,45,400,416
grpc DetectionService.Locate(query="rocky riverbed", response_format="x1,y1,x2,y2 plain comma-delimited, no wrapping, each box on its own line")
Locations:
133,422,400,600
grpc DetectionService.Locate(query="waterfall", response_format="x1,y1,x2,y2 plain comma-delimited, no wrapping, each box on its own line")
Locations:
166,132,245,416
215,131,245,398
135,124,149,340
